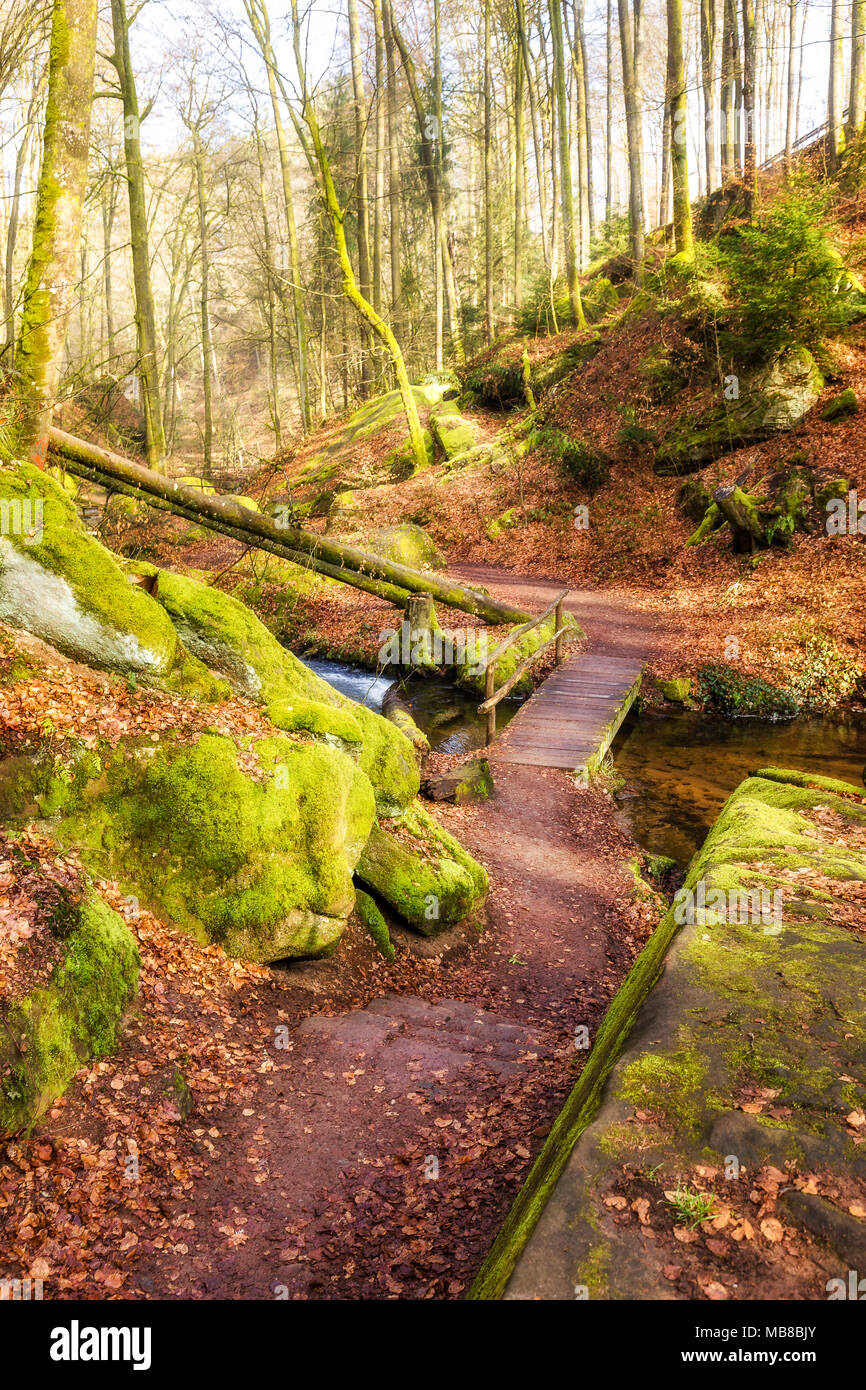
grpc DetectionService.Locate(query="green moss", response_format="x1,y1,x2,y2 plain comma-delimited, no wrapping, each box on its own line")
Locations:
658,677,691,703
152,567,419,814
356,800,488,934
266,696,363,749
617,1049,708,1138
429,404,479,459
0,893,139,1136
58,732,377,963
355,888,394,960
821,388,858,421
357,523,444,571
0,464,225,702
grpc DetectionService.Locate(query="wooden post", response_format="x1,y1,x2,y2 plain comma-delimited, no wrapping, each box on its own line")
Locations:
485,663,496,745
554,595,564,664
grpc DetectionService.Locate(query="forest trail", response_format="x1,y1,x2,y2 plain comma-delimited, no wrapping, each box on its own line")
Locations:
450,563,656,771
107,567,657,1299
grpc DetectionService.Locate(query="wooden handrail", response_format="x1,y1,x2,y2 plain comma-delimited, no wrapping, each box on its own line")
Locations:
479,589,574,745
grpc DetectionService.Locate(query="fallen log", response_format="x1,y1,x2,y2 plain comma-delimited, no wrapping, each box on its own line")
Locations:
66,457,415,607
48,426,532,625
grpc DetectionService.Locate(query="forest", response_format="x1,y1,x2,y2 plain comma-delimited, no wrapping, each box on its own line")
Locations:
0,0,865,1341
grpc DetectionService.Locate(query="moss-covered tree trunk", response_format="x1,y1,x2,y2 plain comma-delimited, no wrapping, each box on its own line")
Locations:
550,0,587,322
289,0,429,474
347,0,373,396
740,0,756,217
48,425,533,625
16,0,99,467
109,0,166,471
667,0,695,259
617,0,646,278
699,0,715,191
243,0,312,434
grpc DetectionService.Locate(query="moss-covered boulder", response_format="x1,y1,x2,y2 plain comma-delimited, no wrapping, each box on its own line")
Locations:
355,522,445,571
356,801,488,935
0,892,139,1136
152,568,419,814
658,677,692,704
59,733,377,963
484,770,866,1300
821,388,858,421
429,403,480,459
655,346,824,476
0,464,225,701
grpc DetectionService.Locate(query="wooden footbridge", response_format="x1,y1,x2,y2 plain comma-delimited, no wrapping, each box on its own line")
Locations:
454,565,653,779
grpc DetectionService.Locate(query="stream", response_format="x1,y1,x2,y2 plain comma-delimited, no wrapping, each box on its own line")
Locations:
611,710,866,867
301,655,521,756
302,657,866,868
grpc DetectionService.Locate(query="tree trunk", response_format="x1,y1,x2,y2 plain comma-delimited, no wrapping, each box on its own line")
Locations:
699,0,716,190
606,0,614,224
783,0,796,164
617,0,645,275
851,0,866,136
516,0,550,268
290,0,428,473
550,0,587,322
513,27,526,316
388,13,465,362
483,0,495,343
372,0,385,316
383,0,402,348
741,0,756,214
48,426,534,625
243,0,312,434
828,0,845,166
109,0,166,470
16,0,99,466
347,0,373,394
668,0,695,258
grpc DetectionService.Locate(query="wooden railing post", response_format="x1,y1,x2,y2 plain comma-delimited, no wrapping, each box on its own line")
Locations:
554,596,564,664
485,663,496,745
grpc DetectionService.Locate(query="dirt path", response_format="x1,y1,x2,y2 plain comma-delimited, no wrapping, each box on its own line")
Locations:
1,568,664,1300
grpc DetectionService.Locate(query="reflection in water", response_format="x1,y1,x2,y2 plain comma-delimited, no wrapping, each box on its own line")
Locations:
611,711,866,868
299,656,520,755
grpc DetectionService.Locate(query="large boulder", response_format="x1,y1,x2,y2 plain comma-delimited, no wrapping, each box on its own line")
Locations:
354,522,445,571
356,800,488,935
51,733,377,963
0,464,225,701
429,403,480,460
654,346,824,476
152,568,419,815
0,890,139,1136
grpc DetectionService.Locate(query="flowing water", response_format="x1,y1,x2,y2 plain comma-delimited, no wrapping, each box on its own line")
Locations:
611,711,866,868
300,656,521,756
301,657,866,867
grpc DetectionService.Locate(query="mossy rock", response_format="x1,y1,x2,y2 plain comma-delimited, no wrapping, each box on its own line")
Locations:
655,347,824,476
356,801,488,935
488,769,866,1300
696,662,798,718
176,476,216,493
415,370,461,403
677,477,714,522
429,403,480,459
583,276,619,323
821,388,858,422
658,677,692,704
152,568,419,815
266,696,363,751
220,493,260,511
355,888,395,960
384,430,435,478
57,732,377,963
358,522,445,571
422,757,493,804
0,464,226,702
0,892,139,1136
